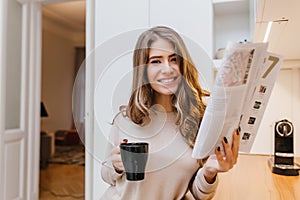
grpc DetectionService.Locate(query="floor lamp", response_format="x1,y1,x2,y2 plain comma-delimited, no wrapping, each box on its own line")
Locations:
40,102,48,134
40,101,51,168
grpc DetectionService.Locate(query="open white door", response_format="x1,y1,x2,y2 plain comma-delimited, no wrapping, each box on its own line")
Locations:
0,0,41,199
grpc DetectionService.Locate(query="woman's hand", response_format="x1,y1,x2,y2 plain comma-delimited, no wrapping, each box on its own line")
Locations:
111,139,128,174
203,128,241,183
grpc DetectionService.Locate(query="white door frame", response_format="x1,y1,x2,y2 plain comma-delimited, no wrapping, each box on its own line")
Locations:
0,0,42,199
0,0,7,198
33,0,91,200
24,2,42,199
85,0,95,199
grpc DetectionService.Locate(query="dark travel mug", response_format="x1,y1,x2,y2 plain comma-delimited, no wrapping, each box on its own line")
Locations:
120,142,149,181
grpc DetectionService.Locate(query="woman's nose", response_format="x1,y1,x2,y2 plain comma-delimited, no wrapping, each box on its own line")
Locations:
160,61,173,73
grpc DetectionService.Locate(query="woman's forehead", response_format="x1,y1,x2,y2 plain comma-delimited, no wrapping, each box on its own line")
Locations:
149,38,175,55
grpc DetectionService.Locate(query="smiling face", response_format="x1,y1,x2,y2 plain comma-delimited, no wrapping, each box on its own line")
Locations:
147,38,182,105
128,26,207,146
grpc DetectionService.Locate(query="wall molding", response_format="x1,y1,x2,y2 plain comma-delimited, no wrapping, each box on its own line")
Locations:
282,59,300,69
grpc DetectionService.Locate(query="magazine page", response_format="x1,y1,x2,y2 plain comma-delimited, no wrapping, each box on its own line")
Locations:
239,52,283,152
192,42,271,159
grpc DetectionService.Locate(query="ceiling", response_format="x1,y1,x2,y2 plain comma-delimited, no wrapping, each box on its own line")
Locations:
42,0,299,60
42,0,85,32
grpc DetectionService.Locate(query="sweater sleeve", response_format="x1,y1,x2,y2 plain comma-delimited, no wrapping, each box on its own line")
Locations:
100,125,124,185
189,167,219,200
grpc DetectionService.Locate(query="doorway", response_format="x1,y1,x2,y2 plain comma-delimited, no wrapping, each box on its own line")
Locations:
38,1,86,199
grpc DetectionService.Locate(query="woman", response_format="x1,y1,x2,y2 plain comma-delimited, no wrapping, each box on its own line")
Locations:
101,26,240,200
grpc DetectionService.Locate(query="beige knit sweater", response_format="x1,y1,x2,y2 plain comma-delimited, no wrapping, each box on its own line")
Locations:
101,110,218,200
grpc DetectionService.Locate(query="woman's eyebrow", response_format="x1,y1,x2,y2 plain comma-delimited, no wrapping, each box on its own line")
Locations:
168,53,177,58
149,53,177,60
149,55,162,60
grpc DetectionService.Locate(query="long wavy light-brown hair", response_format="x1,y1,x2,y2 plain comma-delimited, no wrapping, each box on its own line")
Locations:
126,26,209,147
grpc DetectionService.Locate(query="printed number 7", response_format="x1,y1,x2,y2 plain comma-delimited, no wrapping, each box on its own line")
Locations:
262,56,279,78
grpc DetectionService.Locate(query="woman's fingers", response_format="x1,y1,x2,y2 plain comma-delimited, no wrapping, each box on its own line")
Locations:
206,129,241,174
111,156,123,170
121,139,128,144
111,146,120,155
111,144,124,172
215,146,224,165
222,136,234,170
219,128,240,170
231,128,240,164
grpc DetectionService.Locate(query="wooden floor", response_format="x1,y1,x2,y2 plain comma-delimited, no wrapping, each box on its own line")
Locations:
39,164,85,200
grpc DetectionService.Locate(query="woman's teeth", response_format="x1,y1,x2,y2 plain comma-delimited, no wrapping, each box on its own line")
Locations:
159,77,175,83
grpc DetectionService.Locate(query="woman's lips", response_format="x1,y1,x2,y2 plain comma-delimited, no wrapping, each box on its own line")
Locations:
157,76,177,84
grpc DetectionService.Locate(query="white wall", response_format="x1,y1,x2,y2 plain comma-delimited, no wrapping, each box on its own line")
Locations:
150,0,213,57
93,1,149,199
41,9,85,133
41,28,76,132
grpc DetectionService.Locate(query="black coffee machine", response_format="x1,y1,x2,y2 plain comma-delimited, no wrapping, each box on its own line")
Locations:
269,119,300,176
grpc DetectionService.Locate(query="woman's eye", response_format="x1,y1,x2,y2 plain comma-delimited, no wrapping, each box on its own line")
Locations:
170,57,177,63
150,60,160,64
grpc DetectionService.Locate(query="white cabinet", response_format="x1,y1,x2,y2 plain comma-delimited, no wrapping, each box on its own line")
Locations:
213,0,256,59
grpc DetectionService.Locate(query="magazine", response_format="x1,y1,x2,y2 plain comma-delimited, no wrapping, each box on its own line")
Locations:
192,42,283,159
